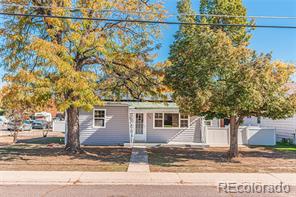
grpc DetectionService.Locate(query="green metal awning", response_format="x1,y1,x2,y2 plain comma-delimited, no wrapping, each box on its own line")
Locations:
128,102,178,109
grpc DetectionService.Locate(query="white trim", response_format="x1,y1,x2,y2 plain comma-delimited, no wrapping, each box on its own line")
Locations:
134,113,147,142
93,109,107,128
153,113,190,129
144,113,147,141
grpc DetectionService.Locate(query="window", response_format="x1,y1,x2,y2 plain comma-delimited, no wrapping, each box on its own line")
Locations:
93,109,106,128
180,114,189,127
164,113,179,128
154,113,189,128
257,117,261,124
204,120,212,126
224,119,230,126
154,113,163,128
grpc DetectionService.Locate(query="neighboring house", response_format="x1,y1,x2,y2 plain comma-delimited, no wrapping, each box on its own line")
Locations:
242,83,296,144
64,101,276,146
243,116,296,144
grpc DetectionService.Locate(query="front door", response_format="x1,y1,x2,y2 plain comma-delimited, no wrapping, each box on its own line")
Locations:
134,113,146,142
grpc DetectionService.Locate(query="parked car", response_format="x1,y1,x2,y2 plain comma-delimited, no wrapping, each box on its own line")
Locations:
32,120,49,130
7,120,32,131
22,120,33,131
34,112,52,122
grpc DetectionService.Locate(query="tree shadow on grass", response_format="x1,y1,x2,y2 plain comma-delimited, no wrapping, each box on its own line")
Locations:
147,147,296,167
0,140,131,165
16,137,64,145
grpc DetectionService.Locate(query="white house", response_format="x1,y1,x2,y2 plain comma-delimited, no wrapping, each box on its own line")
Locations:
65,101,276,146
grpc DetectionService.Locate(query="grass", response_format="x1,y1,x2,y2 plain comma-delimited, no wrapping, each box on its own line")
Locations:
148,146,296,173
0,137,132,172
273,142,296,152
16,136,65,144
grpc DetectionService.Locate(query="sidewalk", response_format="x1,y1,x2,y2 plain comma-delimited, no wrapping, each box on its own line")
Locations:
128,146,150,172
1,171,296,186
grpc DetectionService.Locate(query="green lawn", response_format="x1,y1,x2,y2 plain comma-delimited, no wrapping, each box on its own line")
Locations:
273,142,296,152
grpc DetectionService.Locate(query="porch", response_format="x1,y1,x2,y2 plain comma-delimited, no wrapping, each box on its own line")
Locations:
128,102,208,145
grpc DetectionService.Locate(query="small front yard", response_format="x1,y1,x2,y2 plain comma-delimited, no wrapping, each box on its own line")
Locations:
148,145,296,173
0,137,131,172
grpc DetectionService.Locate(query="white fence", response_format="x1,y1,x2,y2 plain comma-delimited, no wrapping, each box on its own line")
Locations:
52,121,66,132
204,126,276,146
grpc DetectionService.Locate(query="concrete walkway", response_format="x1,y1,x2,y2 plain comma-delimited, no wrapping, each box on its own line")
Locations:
1,171,296,186
128,146,150,172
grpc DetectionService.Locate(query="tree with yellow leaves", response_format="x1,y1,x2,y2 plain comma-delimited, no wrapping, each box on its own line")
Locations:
0,70,52,142
0,0,167,152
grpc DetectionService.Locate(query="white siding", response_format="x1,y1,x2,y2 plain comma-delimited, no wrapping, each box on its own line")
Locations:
146,114,202,143
53,121,66,132
244,116,296,132
243,116,296,142
243,117,259,126
261,116,296,131
79,106,129,145
210,118,220,127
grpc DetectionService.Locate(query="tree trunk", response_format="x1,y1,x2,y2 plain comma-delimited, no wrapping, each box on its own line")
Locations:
12,120,20,144
229,116,240,158
65,106,81,153
13,129,19,144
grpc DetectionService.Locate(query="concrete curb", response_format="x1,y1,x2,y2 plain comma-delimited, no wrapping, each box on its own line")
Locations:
0,172,296,186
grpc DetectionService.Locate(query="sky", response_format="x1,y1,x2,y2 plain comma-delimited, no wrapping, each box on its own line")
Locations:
0,0,296,86
156,0,296,63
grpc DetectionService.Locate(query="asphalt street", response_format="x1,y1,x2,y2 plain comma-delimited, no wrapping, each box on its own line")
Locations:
0,185,295,197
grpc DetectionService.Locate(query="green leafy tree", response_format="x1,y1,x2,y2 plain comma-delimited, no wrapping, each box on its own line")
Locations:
0,0,167,152
166,0,296,158
199,0,253,45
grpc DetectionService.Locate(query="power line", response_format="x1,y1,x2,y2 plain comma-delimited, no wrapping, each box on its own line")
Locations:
0,11,296,29
1,2,296,20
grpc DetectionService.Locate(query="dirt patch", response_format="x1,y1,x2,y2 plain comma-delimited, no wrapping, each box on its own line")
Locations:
0,130,64,146
0,144,131,172
0,130,131,172
0,136,14,146
148,147,296,173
